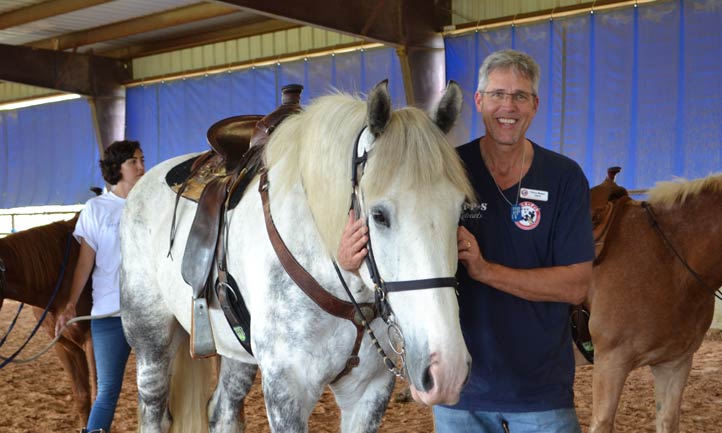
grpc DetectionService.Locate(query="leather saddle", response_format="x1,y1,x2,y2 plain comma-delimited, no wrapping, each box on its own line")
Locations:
166,84,303,357
590,166,630,265
571,166,631,364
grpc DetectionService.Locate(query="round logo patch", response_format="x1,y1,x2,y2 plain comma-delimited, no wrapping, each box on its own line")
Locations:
515,201,541,230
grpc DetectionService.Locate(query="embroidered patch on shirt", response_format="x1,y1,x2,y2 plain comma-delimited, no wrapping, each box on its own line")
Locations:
515,201,541,230
519,188,548,202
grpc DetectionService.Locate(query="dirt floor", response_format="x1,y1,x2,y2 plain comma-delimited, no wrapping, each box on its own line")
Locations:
1,299,721,433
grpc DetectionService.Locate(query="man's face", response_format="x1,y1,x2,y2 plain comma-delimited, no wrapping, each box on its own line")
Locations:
474,68,539,147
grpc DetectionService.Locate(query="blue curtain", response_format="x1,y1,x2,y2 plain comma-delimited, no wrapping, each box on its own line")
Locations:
0,98,102,208
5,1,721,207
126,46,405,169
445,0,722,190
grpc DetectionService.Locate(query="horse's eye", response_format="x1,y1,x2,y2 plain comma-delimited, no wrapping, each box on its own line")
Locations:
371,208,390,228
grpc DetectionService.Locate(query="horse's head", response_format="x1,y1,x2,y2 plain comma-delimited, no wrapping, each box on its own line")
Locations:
266,80,474,405
355,81,474,405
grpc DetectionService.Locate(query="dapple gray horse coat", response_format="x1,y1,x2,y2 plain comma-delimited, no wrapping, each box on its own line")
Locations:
120,81,474,433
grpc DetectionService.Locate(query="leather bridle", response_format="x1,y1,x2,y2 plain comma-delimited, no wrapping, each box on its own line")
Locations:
334,127,458,375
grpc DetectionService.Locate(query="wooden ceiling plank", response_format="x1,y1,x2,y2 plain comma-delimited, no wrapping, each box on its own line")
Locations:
27,2,241,51
0,0,113,30
100,18,300,59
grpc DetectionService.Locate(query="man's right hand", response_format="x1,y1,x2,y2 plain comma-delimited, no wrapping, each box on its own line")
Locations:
337,211,368,271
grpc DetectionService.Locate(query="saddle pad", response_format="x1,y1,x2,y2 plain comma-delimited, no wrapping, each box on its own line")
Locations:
165,145,265,210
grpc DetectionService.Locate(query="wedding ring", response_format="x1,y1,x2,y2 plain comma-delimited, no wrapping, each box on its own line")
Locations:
466,241,471,249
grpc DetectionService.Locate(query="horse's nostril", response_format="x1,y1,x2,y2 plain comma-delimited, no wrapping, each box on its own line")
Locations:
422,365,435,391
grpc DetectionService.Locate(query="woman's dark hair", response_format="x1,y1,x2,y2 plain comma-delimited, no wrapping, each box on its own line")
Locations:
99,140,141,185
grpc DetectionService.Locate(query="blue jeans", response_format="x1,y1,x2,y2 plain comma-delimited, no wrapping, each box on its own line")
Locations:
87,317,131,432
433,405,581,433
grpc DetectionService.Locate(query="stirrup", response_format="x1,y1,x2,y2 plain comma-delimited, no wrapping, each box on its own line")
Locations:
190,298,217,358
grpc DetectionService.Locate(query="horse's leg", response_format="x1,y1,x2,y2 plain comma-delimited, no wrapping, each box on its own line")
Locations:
123,300,182,433
589,353,633,433
330,370,395,433
262,365,324,433
650,354,693,433
34,308,92,424
208,356,258,433
51,337,92,424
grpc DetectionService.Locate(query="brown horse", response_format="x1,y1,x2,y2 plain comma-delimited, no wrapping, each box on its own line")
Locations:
0,216,94,425
587,172,722,433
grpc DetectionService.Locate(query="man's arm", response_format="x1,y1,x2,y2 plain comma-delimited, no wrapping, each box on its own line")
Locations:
457,226,592,304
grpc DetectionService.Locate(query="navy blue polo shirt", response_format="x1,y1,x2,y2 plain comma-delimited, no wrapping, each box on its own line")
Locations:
451,138,594,412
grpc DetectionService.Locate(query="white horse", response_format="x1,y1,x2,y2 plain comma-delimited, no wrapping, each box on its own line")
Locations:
120,81,475,433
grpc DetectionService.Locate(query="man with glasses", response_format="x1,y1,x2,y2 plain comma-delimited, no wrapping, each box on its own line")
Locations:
338,49,594,432
433,49,594,432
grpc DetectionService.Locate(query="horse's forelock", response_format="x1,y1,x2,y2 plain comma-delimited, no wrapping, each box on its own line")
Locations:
363,108,475,203
647,173,722,208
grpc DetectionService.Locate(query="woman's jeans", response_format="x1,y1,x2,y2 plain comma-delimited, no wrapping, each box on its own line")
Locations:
87,317,131,432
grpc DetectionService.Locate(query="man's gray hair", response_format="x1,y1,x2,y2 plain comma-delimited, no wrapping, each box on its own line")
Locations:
477,49,540,94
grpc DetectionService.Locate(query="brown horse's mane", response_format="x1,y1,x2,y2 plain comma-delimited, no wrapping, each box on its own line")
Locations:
0,216,77,292
646,173,722,208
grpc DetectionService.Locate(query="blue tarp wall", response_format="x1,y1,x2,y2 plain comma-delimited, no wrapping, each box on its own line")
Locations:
446,0,722,188
1,0,720,207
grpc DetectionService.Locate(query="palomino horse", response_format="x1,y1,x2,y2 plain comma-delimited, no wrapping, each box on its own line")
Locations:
588,172,722,433
120,81,474,433
0,216,94,424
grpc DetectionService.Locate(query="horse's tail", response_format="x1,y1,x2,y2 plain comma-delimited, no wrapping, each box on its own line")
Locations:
168,337,216,433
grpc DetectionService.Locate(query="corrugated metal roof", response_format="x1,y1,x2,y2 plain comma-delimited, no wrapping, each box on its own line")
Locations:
0,0,254,52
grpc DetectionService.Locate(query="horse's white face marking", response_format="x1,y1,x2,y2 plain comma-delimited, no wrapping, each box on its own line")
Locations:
359,180,470,405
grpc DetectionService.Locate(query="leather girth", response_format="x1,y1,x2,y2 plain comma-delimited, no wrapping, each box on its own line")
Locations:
258,170,375,382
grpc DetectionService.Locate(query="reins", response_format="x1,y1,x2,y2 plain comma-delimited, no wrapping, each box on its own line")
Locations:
0,303,23,348
641,201,722,301
0,231,73,369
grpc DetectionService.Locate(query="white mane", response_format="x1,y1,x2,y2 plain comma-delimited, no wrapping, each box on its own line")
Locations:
264,92,474,255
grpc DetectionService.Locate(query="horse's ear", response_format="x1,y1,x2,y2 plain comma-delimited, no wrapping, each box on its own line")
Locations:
432,80,463,135
367,80,392,136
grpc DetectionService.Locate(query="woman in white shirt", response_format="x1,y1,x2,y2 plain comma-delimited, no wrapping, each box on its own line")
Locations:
56,140,145,433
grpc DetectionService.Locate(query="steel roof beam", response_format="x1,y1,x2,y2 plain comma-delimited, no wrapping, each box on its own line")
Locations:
0,43,130,96
218,0,451,110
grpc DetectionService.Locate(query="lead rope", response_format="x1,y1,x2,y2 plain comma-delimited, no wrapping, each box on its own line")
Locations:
0,310,120,365
642,201,722,301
